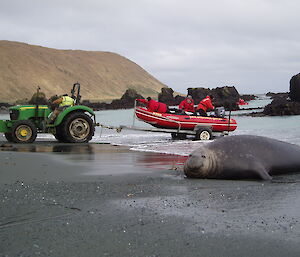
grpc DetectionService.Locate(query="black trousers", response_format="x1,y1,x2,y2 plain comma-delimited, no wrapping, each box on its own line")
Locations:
197,109,207,117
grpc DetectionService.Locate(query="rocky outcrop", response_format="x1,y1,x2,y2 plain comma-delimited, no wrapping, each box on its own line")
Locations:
158,88,174,105
174,95,185,105
187,87,210,103
263,96,300,116
158,87,174,105
0,102,12,108
187,86,240,110
290,73,300,102
262,73,300,115
266,92,289,99
157,86,243,110
158,87,184,106
110,88,144,109
240,94,256,101
80,100,110,110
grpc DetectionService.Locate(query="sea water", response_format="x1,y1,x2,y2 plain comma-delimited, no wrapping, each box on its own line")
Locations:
1,97,300,156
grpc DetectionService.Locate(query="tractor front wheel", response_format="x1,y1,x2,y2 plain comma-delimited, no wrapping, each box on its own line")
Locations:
11,120,37,143
59,112,94,143
4,133,14,142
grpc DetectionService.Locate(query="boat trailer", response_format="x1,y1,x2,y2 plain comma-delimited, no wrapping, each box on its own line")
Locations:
96,102,232,140
97,122,228,140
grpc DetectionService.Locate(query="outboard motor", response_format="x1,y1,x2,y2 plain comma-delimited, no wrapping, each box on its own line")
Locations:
214,107,225,118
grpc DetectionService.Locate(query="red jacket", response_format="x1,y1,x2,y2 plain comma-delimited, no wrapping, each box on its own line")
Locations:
179,98,195,112
197,96,214,112
137,99,167,113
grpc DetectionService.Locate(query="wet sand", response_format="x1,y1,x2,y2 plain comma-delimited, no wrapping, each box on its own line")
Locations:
0,140,300,257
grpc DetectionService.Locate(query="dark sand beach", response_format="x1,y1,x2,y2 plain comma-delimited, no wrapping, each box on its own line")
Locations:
0,140,300,257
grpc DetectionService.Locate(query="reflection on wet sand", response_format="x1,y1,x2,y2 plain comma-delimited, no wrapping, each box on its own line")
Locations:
0,141,186,172
0,142,94,154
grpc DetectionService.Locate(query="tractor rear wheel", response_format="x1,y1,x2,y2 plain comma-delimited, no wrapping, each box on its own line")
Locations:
53,130,67,142
11,120,37,143
59,112,94,143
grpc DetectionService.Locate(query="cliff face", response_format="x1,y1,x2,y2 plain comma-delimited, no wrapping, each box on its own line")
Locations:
0,40,166,103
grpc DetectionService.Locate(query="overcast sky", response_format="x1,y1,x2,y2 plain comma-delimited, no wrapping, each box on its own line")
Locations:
1,0,300,94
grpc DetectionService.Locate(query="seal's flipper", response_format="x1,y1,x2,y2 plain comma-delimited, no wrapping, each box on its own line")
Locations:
252,162,272,180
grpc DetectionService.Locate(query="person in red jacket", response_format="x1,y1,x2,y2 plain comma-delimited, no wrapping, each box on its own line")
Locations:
196,95,215,116
137,97,168,113
237,98,248,105
179,95,195,113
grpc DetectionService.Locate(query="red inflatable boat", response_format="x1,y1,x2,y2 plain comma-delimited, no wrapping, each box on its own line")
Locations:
135,107,237,132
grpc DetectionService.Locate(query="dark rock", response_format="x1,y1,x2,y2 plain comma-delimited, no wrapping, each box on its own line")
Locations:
81,100,111,110
263,96,300,116
83,86,243,111
211,86,240,110
245,111,266,117
289,73,300,102
266,92,289,99
120,88,143,103
110,88,144,109
0,102,12,108
240,94,257,101
188,86,240,110
174,95,185,105
158,87,185,106
187,87,210,103
158,87,174,105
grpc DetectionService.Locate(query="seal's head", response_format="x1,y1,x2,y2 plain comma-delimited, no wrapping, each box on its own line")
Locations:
184,147,217,178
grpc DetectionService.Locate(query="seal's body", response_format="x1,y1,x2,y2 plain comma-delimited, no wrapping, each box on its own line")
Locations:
184,135,300,180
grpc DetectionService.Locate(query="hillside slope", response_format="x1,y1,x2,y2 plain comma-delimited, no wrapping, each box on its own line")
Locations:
0,40,166,103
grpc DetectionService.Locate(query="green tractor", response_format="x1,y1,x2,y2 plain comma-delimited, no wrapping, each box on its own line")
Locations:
0,83,96,143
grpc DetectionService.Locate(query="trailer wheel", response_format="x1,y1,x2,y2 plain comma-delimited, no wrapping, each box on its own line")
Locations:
59,112,94,143
171,133,187,140
195,128,212,141
11,120,37,143
4,133,14,142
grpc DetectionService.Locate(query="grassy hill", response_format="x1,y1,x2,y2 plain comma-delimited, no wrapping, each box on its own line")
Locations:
0,40,166,103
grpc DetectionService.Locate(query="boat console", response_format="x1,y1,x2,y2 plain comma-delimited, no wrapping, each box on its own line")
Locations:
213,107,225,118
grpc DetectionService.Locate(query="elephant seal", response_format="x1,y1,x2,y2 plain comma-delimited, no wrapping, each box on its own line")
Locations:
184,135,300,180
